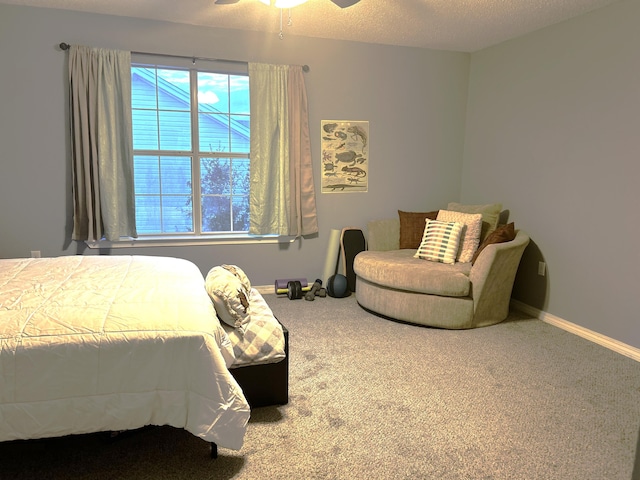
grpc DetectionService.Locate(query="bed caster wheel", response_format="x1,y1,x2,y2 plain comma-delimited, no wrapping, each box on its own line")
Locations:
287,280,303,300
210,442,218,459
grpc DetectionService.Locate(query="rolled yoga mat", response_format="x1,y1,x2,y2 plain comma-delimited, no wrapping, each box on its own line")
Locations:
322,228,342,285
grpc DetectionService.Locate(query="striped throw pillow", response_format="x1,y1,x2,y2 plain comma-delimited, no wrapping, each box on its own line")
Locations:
414,219,463,264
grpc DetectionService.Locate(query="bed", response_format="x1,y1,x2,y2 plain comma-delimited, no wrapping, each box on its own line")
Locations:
0,255,286,454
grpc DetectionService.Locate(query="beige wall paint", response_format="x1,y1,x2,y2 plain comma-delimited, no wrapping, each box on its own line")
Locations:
463,0,639,347
2,1,638,350
0,4,469,287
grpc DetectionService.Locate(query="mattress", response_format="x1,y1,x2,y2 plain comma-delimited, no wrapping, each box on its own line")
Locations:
0,255,250,450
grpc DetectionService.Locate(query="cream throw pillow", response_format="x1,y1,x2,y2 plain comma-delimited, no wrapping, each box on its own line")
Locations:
447,202,502,242
414,219,463,265
436,210,483,263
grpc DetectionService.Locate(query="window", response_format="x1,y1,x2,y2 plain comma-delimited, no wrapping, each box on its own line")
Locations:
131,61,250,237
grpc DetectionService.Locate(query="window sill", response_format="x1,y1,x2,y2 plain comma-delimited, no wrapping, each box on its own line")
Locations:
85,234,293,249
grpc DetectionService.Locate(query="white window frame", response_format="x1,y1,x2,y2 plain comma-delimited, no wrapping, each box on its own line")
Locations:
88,54,289,248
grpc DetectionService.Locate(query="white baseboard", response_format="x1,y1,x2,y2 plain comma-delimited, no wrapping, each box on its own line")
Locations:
511,300,640,362
255,284,277,296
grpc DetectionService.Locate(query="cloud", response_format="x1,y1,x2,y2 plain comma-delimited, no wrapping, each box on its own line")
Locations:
199,91,220,105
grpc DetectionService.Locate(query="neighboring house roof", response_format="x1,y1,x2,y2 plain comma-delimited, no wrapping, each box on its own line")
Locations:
131,67,250,147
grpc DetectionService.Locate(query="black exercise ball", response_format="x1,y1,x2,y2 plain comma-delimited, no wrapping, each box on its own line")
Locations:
327,274,350,298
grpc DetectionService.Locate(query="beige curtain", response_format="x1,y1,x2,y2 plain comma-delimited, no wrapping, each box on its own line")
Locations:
248,63,318,236
69,45,136,242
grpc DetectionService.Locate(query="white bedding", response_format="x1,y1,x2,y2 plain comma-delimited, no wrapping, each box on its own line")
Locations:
0,255,250,450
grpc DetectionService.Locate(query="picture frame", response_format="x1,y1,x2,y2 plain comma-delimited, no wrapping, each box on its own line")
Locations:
320,120,369,193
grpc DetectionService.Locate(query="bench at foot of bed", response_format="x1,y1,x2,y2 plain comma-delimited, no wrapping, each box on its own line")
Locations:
210,442,218,459
230,324,289,408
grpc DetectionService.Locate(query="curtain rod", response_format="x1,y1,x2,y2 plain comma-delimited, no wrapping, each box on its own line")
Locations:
58,42,310,72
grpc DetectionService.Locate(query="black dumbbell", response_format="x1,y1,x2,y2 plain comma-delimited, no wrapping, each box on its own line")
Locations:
304,279,323,301
287,280,303,300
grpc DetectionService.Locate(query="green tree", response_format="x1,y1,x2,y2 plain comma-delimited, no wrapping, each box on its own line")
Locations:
184,157,249,232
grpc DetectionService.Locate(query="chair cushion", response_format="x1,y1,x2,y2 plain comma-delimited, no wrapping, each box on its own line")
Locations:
436,210,483,263
447,202,502,242
354,250,471,297
471,222,516,265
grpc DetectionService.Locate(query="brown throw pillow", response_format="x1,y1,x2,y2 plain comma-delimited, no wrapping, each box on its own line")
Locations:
471,222,516,265
398,210,439,249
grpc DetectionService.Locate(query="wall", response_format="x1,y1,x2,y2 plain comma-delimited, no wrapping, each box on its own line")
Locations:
3,2,635,350
463,0,640,348
0,4,469,286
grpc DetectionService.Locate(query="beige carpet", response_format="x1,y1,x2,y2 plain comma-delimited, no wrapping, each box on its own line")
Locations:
2,294,639,479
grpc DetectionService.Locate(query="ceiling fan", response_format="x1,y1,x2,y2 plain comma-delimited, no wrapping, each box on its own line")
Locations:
214,0,360,8
215,0,360,39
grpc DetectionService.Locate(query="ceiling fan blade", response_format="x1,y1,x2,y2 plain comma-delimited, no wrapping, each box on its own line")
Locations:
329,0,360,7
215,0,240,4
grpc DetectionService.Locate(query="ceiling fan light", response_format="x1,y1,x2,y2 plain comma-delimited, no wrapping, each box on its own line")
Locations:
330,0,359,7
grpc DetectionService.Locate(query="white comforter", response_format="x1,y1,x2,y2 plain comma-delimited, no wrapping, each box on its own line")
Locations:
0,255,250,449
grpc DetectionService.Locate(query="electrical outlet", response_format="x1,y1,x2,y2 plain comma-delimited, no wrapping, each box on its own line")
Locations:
31,250,41,258
538,261,546,276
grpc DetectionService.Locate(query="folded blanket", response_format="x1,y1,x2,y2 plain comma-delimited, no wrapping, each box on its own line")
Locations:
223,289,286,367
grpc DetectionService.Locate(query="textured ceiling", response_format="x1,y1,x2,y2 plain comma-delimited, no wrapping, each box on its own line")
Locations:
1,0,621,51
